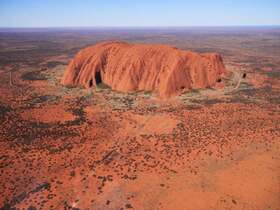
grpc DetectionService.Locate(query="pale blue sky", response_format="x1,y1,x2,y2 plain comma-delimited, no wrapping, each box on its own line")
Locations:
0,0,279,27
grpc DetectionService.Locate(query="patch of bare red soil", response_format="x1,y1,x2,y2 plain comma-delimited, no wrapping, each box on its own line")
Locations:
249,72,269,88
21,104,75,123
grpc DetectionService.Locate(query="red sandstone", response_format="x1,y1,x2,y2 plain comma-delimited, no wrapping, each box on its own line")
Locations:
61,41,227,97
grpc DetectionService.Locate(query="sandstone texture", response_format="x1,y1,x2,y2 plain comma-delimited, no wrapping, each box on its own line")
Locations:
61,41,227,97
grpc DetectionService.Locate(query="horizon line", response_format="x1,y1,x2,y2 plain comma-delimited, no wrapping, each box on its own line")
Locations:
1,25,280,29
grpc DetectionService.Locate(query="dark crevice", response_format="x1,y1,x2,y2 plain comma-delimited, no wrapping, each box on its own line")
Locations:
95,71,102,85
89,79,93,88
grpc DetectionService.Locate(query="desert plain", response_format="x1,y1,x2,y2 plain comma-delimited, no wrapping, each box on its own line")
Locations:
0,27,279,210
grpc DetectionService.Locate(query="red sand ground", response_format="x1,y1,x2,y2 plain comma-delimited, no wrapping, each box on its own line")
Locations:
0,35,280,210
21,104,76,124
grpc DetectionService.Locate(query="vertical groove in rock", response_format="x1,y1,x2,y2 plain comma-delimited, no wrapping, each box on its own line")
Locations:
61,41,227,97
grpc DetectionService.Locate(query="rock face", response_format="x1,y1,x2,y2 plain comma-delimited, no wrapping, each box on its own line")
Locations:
61,41,227,97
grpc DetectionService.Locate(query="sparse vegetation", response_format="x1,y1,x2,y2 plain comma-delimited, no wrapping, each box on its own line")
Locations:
0,27,279,210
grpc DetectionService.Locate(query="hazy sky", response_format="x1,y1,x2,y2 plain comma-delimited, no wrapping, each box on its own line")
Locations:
0,0,280,27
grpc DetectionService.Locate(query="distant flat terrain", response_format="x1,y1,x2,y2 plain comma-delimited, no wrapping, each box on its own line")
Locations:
0,27,279,210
